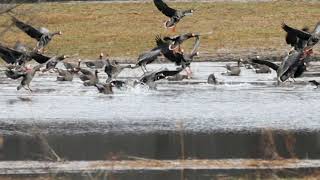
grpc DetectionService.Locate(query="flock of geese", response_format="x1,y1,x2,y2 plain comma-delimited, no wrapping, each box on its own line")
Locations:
0,0,320,94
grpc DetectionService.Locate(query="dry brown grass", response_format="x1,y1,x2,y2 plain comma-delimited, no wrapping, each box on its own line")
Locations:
0,1,319,60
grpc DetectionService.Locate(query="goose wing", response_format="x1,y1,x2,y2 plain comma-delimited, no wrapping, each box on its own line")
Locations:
282,23,312,44
312,22,320,36
156,68,183,77
251,59,279,71
153,0,177,17
137,49,162,65
30,53,51,64
0,45,23,64
12,17,43,41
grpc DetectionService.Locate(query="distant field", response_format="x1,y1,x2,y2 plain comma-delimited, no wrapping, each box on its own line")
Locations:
0,1,319,60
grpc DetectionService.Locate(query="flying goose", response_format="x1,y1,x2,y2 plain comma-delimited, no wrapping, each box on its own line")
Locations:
12,16,62,52
153,0,193,31
282,22,320,52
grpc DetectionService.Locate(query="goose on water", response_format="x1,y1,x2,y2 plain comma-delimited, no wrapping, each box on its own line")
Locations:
17,64,43,92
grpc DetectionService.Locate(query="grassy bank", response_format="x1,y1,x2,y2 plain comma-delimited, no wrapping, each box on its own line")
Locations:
0,1,319,61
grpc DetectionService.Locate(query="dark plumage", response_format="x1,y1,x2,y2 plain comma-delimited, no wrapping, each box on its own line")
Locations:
252,50,307,83
153,0,193,30
157,35,200,68
0,44,54,65
12,16,62,51
309,80,320,88
139,67,183,89
207,73,217,84
5,66,26,80
282,22,320,51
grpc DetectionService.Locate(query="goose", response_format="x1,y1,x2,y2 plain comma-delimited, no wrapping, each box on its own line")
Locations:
56,69,74,81
153,0,193,31
207,73,217,84
309,80,320,88
155,35,200,78
63,59,81,73
164,32,199,51
17,64,43,91
84,53,107,69
43,55,69,72
5,65,26,80
79,69,99,86
222,60,241,76
12,16,62,52
104,60,131,82
251,50,307,83
95,82,114,94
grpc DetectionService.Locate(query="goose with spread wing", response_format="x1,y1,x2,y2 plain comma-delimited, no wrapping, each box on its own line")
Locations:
0,44,55,65
251,50,307,83
282,22,320,52
12,16,62,52
153,0,193,31
134,35,171,72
